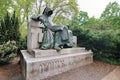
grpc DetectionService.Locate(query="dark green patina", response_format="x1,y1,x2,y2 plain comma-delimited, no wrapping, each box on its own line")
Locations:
31,7,73,51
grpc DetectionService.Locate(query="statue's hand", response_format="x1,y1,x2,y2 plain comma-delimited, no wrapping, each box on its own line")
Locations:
31,15,44,23
59,26,64,30
52,25,64,32
38,17,44,23
58,25,64,30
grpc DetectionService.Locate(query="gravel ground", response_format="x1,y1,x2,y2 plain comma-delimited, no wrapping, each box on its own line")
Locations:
0,57,117,80
45,61,117,80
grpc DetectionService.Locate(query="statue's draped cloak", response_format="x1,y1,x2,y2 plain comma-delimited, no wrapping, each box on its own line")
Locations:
31,7,73,50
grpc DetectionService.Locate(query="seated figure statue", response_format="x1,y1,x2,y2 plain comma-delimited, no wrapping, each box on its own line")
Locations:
31,7,73,51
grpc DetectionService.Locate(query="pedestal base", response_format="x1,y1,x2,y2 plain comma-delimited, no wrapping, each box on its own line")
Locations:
20,48,93,80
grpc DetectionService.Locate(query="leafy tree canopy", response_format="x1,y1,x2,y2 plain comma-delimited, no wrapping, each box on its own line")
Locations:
100,1,120,19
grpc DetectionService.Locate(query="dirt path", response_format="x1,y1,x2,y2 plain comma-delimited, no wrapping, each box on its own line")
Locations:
0,56,117,80
0,57,21,80
45,61,117,80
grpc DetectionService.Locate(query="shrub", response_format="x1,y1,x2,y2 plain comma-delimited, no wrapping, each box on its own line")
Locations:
0,11,20,45
17,37,27,52
0,41,18,64
72,27,120,64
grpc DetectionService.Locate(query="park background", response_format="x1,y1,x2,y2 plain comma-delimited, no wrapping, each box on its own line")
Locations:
0,0,120,65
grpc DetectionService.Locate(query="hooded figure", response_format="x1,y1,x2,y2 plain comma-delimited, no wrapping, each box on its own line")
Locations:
31,7,73,51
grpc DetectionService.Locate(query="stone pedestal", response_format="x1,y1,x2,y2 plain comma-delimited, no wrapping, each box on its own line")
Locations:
21,19,93,80
21,48,93,80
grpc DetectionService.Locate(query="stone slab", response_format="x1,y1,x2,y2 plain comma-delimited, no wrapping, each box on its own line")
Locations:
20,49,93,80
31,48,87,58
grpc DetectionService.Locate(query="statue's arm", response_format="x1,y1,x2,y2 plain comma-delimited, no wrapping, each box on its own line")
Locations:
44,24,63,32
31,15,40,21
31,15,63,32
31,15,44,23
51,25,63,32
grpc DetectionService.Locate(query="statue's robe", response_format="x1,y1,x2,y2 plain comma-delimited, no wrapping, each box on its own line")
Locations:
41,15,73,47
31,7,73,50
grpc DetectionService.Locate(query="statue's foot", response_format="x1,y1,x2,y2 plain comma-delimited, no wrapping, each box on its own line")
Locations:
60,46,63,49
54,46,61,51
41,46,47,50
66,43,72,48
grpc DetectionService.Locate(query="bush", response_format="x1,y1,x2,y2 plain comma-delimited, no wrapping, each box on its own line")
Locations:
17,37,27,51
69,2,120,64
72,27,120,64
0,11,20,45
0,41,18,64
0,11,21,64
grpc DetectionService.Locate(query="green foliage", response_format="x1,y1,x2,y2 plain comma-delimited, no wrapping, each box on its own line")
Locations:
0,11,20,45
0,0,12,19
51,0,79,24
0,41,17,64
69,2,120,65
100,1,120,29
0,12,20,64
100,1,120,19
69,11,100,30
71,26,120,65
18,26,27,50
19,26,27,39
11,0,79,26
17,37,27,51
12,0,36,26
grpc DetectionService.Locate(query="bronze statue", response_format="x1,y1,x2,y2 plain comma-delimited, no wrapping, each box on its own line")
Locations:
31,7,73,51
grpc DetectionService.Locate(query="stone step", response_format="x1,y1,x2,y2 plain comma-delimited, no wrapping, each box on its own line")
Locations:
101,67,120,80
20,48,93,80
31,48,87,58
